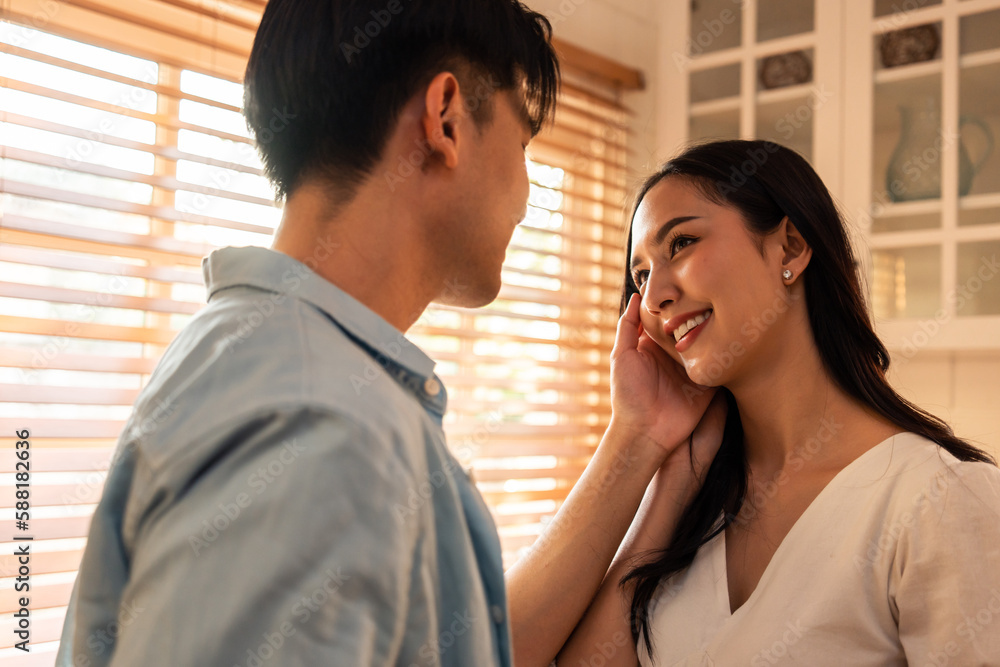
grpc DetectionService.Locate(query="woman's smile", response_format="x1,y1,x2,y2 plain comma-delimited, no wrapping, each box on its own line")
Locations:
670,308,713,353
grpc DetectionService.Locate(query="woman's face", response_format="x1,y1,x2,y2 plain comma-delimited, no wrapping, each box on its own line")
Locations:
629,177,793,386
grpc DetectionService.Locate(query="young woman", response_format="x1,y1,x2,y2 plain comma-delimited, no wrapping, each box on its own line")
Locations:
556,140,1000,666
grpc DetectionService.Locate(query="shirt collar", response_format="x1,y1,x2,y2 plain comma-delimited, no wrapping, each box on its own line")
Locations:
202,246,443,404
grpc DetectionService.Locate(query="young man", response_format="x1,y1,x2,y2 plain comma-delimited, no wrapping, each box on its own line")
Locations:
57,1,721,665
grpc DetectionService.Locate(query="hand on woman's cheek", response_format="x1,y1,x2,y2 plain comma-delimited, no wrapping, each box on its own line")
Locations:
639,301,680,363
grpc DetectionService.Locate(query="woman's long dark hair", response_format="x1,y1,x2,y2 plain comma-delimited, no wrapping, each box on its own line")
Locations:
618,140,996,660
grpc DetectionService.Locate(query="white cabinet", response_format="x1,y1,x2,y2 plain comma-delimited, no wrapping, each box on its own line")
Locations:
657,0,1000,352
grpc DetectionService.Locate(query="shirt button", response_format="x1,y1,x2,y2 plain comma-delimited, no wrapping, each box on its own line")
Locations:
490,604,505,624
423,377,441,397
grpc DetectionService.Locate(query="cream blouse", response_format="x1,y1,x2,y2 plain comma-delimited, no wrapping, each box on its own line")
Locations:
638,432,1000,666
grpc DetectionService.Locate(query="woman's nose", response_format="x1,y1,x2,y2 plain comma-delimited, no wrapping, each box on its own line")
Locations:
641,275,676,315
643,295,670,315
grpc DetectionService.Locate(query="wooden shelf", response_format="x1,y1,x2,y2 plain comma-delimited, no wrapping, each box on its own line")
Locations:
870,223,1000,247
961,192,1000,210
875,200,943,217
867,196,1000,233
872,4,945,33
690,96,740,117
961,47,1000,69
690,85,816,119
874,59,942,85
756,83,813,105
869,229,945,248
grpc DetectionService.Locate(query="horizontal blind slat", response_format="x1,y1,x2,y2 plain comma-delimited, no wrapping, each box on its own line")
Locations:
61,0,254,58
0,484,104,508
0,383,140,405
0,245,202,284
4,147,276,209
3,113,265,176
3,77,254,145
5,182,276,236
0,315,179,344
0,547,85,577
3,5,248,80
0,348,159,373
0,210,236,257
1,217,212,261
0,447,113,472
0,41,243,113
0,282,202,316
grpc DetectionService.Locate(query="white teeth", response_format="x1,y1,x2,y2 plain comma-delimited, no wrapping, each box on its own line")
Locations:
673,310,712,342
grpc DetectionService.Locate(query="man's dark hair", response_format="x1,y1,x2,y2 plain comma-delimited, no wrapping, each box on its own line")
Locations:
244,0,560,201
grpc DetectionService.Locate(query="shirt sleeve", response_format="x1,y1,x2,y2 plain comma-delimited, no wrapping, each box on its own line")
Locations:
892,458,1000,665
105,406,426,667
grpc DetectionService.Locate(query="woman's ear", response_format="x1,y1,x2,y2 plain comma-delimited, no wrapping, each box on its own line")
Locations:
778,216,812,278
421,71,466,170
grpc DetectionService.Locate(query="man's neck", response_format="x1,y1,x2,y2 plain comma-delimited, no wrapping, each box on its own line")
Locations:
271,181,433,333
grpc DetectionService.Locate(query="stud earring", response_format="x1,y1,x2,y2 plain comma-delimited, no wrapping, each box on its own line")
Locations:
782,269,793,280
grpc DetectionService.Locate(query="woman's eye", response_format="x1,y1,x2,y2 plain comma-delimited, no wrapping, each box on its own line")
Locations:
632,237,696,286
670,235,696,255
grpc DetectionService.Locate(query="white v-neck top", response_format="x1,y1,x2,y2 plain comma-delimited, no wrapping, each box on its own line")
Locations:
638,432,1000,666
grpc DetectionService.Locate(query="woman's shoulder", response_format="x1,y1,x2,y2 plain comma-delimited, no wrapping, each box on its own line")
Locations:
856,431,1000,518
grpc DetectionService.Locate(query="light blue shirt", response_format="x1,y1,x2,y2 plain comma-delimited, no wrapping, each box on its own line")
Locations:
56,246,512,666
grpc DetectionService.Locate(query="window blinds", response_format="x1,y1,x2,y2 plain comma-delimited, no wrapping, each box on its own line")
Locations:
0,0,640,657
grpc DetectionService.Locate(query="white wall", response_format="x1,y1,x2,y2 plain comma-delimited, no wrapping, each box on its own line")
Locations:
526,0,663,188
889,351,1000,459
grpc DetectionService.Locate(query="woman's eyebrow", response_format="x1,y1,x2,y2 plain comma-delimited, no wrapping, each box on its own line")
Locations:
630,216,701,270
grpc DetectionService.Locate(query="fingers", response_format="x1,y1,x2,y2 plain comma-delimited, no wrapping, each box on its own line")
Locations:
611,293,641,359
704,390,728,431
690,390,728,475
636,328,675,372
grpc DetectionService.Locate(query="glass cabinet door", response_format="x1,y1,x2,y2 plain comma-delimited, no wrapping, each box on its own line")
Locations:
869,0,1000,325
957,6,1000,316
685,0,819,165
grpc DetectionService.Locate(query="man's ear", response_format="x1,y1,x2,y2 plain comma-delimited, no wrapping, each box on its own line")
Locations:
422,71,466,170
